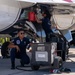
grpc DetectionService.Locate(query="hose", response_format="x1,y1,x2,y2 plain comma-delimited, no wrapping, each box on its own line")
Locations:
16,65,34,71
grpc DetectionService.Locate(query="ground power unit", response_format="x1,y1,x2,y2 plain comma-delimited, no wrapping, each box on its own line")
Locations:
31,42,62,70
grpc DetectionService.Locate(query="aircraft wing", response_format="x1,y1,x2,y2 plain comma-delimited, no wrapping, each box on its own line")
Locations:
18,0,69,3
0,0,75,39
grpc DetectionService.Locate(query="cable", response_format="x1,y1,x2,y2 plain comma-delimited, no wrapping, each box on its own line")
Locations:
16,65,34,71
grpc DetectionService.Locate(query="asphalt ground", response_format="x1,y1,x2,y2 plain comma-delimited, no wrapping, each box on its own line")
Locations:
0,47,75,75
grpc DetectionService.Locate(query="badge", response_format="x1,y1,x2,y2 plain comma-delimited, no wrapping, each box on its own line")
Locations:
16,40,20,44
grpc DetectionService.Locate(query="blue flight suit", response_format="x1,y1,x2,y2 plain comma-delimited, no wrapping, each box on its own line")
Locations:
42,17,53,42
10,37,30,66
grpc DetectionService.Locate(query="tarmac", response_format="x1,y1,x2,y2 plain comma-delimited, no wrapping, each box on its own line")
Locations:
0,47,75,75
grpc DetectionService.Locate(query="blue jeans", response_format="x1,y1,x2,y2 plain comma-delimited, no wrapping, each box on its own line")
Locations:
10,48,30,64
44,29,53,42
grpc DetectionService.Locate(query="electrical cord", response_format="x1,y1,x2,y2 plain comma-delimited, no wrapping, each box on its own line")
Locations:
16,65,33,71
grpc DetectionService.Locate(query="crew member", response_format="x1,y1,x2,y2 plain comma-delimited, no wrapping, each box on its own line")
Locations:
8,29,31,69
35,9,53,42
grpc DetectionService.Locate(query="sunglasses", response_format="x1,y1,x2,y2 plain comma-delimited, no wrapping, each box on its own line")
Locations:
20,33,24,35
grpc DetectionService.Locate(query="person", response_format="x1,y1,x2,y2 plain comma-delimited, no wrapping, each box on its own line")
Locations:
35,9,53,42
8,29,31,69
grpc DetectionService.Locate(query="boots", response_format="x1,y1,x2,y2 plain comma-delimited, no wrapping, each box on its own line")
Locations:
11,61,15,69
20,60,24,67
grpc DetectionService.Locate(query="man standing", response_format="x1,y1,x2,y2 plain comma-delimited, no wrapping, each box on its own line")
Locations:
35,9,53,42
8,29,31,69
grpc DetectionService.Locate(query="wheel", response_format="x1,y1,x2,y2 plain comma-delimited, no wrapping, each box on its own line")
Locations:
53,56,63,69
59,59,63,68
1,42,10,58
31,64,40,70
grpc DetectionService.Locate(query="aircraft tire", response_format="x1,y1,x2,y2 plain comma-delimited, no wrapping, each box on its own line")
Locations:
1,42,10,58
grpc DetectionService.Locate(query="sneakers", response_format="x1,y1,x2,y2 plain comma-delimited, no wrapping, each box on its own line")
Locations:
62,68,71,73
59,67,71,73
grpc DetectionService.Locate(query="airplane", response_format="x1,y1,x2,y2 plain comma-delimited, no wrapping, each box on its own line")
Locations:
0,0,74,37
0,0,75,58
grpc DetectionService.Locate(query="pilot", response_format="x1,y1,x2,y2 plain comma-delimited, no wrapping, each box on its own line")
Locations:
8,29,31,69
35,9,53,42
